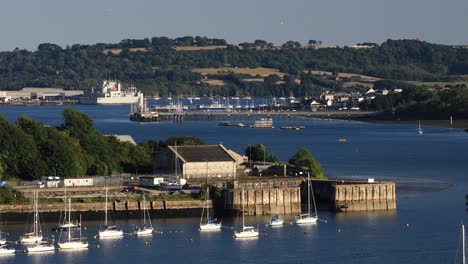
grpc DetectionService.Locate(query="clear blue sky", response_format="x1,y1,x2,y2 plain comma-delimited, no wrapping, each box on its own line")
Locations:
1,0,467,51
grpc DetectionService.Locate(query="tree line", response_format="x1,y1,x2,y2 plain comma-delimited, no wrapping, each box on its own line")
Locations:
0,37,467,98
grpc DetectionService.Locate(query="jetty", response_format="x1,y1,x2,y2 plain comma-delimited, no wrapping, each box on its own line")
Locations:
129,110,378,122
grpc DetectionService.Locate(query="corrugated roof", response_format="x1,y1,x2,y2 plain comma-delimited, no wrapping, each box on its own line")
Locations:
169,145,235,162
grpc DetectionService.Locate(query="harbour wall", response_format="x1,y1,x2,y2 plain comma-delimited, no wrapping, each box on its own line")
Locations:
312,180,397,212
223,179,303,215
0,200,209,223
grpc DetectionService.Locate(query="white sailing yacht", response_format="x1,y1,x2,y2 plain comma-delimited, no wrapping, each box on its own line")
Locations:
98,188,124,238
20,191,43,244
295,172,318,225
234,189,259,238
199,186,222,231
53,187,79,232
133,195,154,236
58,199,88,249
418,120,423,135
25,191,55,253
267,190,284,227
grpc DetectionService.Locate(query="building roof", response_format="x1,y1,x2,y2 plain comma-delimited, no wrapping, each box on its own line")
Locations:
107,135,137,145
168,144,237,163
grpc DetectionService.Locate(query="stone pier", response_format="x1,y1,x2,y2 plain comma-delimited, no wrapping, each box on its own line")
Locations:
223,179,302,215
312,180,396,212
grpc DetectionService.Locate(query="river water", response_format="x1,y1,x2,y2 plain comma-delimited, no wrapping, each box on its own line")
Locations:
0,103,467,263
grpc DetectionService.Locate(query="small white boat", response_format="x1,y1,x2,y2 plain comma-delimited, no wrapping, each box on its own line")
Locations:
267,190,284,227
20,191,44,244
234,189,259,238
200,186,222,231
58,241,88,250
295,172,319,225
133,195,154,236
234,226,259,238
98,226,124,238
0,245,15,255
267,215,284,227
418,120,423,135
27,242,55,253
98,188,123,238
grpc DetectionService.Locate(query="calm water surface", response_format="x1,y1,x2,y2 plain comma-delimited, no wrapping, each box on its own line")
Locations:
0,104,467,263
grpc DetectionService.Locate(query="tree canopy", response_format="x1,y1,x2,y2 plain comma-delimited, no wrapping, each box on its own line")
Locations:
244,144,279,163
289,148,325,179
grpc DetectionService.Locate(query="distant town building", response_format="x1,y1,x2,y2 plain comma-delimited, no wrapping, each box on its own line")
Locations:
0,88,83,100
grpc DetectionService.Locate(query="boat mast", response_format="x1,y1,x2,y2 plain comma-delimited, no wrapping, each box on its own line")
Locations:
242,188,245,229
307,173,311,217
463,223,466,264
68,198,71,242
34,191,38,237
143,195,146,226
79,214,82,243
311,175,318,218
105,188,108,226
206,186,210,221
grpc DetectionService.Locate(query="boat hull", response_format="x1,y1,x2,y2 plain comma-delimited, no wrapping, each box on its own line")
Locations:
58,242,88,250
268,219,284,226
199,223,222,231
234,231,259,238
133,228,153,236
98,230,123,238
0,248,15,255
27,244,55,252
295,217,318,225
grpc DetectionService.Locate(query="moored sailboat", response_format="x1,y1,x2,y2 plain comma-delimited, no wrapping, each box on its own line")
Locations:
267,189,284,227
58,200,88,250
20,191,43,244
234,189,259,238
295,172,318,225
133,195,154,236
98,188,124,238
199,186,222,231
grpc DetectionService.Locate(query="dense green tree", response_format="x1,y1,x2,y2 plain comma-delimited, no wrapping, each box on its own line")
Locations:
163,136,205,146
244,144,279,163
289,148,325,179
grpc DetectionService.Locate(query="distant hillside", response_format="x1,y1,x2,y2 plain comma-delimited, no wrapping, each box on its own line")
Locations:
0,37,467,97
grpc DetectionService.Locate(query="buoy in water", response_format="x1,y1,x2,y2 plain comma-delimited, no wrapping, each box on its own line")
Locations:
96,244,100,248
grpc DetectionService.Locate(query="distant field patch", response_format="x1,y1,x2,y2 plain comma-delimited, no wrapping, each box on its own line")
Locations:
243,78,264,82
193,67,285,77
203,79,226,86
175,45,227,51
307,70,381,82
103,48,149,55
